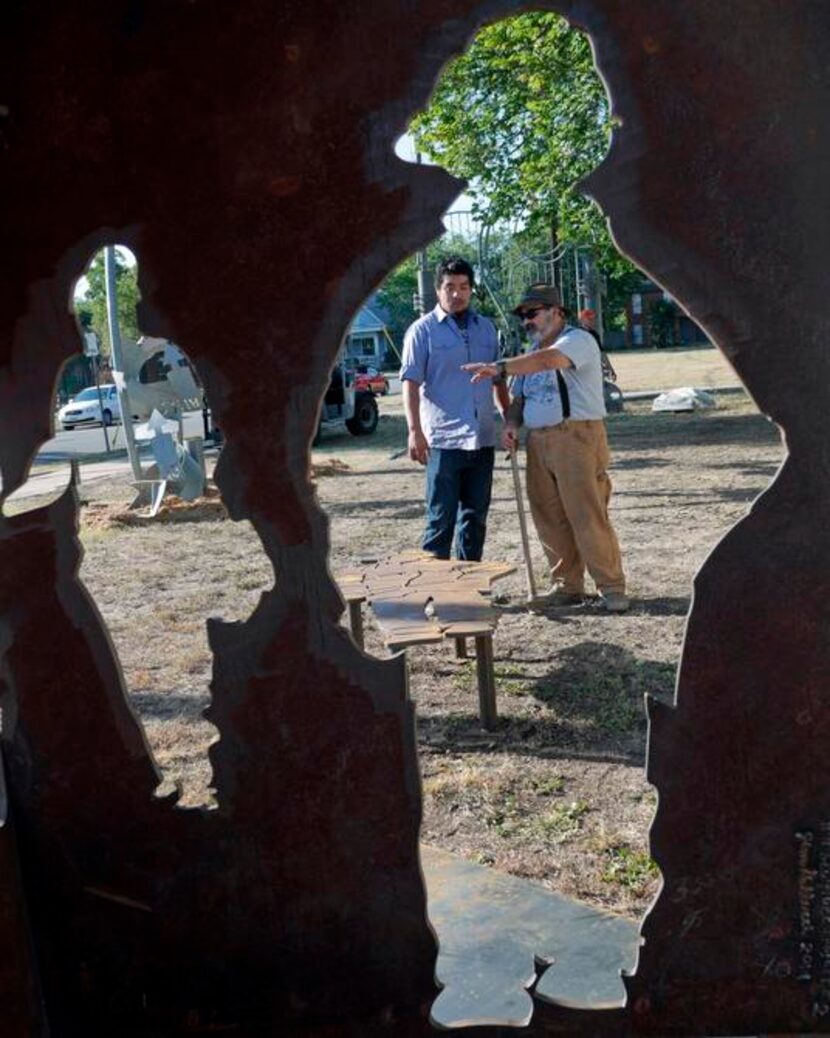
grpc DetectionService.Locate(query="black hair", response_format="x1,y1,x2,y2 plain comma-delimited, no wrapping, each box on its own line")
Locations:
434,256,475,289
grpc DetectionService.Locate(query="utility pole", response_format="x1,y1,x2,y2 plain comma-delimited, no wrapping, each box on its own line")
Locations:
582,251,605,342
595,271,606,343
104,245,143,480
416,253,433,316
550,212,561,298
83,329,110,453
415,152,436,316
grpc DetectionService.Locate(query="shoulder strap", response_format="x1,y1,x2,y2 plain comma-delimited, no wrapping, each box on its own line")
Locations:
555,369,571,420
546,327,571,420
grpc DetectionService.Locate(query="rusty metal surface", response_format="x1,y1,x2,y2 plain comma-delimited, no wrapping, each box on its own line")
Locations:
0,746,47,1037
339,553,516,646
0,0,828,1033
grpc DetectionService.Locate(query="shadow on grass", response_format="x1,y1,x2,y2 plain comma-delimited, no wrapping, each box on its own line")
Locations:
635,596,690,617
527,642,675,736
616,485,767,508
708,460,781,477
416,711,645,767
314,404,782,467
416,643,676,762
495,595,690,618
313,412,408,455
607,410,780,453
128,690,207,717
316,466,420,479
613,455,674,470
325,498,423,518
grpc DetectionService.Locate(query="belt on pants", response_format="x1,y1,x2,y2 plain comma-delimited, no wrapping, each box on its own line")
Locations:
527,419,603,432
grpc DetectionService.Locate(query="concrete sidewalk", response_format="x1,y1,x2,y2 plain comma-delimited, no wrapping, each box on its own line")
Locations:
3,446,220,505
0,458,132,505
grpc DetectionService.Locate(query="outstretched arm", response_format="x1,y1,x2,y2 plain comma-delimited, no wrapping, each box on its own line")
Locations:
463,347,573,382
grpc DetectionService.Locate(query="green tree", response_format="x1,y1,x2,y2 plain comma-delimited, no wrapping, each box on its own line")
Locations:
409,12,633,278
375,254,420,348
647,298,680,348
74,249,141,358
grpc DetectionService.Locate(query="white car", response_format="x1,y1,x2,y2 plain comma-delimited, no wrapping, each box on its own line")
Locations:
58,385,122,430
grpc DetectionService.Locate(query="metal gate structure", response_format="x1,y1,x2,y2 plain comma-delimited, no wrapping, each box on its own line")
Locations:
441,208,604,353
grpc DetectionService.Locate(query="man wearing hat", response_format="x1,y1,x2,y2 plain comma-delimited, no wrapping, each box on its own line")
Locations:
462,283,628,612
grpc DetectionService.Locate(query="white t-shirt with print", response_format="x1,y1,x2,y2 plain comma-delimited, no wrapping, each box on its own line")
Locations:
514,325,606,428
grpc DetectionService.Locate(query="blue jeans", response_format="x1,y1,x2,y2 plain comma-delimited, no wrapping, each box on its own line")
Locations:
422,447,495,561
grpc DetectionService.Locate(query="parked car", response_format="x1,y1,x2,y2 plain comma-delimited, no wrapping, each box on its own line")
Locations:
353,368,389,396
58,384,122,430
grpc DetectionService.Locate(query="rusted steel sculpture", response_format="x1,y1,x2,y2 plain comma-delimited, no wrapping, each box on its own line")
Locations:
1,1,828,1034
339,552,516,727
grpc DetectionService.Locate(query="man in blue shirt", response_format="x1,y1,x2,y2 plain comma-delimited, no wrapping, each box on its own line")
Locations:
400,257,510,560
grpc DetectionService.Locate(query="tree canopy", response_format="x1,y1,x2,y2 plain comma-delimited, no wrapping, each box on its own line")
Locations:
409,12,629,276
74,248,141,357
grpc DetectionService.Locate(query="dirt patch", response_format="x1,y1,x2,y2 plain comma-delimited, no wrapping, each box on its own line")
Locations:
311,458,351,478
76,394,783,920
82,488,228,528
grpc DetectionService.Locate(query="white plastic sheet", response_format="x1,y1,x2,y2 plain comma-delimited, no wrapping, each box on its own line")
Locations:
652,387,716,412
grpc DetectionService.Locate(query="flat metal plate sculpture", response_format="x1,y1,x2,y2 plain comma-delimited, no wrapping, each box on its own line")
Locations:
424,845,638,1028
339,552,516,727
338,552,515,641
1,1,828,1034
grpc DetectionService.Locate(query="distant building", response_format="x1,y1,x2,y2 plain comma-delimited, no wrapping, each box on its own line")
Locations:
617,281,710,349
344,299,396,370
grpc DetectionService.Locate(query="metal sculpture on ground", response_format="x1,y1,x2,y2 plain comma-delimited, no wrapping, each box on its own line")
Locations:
339,552,516,727
0,2,828,1035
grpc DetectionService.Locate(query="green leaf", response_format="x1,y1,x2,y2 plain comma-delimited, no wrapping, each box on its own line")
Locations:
408,12,637,282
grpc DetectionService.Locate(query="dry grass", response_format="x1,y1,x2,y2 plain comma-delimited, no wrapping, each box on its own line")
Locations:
609,344,741,392
73,384,784,917
311,458,352,478
83,488,227,528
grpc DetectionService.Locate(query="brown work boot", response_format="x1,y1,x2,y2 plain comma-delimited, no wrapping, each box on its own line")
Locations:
532,586,585,608
597,590,630,613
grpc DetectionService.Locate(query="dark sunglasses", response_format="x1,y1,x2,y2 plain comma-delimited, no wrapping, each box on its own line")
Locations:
520,307,547,322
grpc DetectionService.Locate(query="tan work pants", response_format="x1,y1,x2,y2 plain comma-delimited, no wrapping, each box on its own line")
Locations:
525,420,626,595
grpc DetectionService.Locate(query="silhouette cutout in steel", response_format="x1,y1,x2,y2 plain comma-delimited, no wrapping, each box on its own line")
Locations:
0,1,828,1035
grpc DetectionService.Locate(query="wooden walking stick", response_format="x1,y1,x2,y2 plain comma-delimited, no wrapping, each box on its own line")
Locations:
509,447,537,603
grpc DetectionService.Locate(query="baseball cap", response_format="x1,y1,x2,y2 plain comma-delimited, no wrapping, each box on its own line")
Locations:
511,283,563,315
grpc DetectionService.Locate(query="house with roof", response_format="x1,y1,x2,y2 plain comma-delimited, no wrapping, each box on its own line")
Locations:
344,298,398,370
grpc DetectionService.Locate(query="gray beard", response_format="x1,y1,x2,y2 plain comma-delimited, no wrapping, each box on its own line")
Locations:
532,324,562,350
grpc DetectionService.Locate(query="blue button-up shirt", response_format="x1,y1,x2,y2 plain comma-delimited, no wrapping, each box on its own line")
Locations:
400,305,499,450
